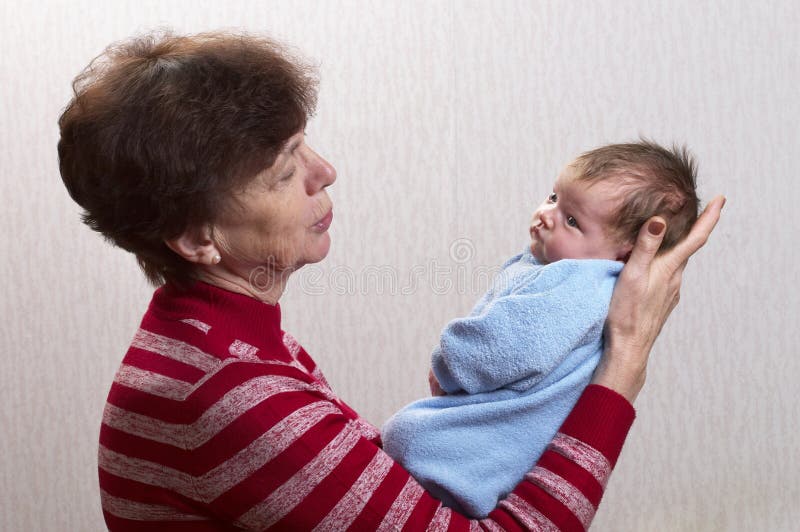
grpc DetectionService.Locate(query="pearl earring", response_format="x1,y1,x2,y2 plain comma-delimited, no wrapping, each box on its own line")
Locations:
212,254,221,264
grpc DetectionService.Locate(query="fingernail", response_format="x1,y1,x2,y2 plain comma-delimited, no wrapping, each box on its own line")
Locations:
648,220,665,235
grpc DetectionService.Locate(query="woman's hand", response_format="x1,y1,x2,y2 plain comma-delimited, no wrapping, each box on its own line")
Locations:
592,195,726,403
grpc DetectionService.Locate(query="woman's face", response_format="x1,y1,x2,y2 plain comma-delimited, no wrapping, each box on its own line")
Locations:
213,131,337,277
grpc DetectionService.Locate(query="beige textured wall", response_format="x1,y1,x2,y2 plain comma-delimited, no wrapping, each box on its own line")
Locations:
2,1,798,530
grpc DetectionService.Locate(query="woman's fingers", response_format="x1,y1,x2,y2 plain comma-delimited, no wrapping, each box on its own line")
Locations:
623,216,667,279
667,195,726,268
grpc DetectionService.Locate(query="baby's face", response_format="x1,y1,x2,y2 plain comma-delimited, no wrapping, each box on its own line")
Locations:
529,165,632,264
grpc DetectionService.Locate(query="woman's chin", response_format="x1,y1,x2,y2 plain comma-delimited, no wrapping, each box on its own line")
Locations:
307,233,332,264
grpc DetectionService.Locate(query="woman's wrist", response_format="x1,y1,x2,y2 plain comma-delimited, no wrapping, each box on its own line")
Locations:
591,342,648,404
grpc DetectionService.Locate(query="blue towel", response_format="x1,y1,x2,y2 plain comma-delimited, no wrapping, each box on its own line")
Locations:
382,248,622,517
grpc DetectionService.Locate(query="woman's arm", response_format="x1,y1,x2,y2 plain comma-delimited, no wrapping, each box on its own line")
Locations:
197,370,634,531
593,196,725,403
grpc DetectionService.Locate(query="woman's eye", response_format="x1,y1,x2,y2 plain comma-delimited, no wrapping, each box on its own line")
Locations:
270,169,294,190
548,192,557,203
566,216,579,228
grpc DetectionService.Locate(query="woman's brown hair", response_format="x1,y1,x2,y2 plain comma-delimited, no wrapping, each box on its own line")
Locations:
58,30,318,285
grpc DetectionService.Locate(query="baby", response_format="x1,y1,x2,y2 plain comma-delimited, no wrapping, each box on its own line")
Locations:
382,139,700,517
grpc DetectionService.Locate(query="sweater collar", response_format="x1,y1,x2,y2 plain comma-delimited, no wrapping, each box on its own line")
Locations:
150,280,283,344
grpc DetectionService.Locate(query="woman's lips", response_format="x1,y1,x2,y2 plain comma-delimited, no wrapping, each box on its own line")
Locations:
313,209,333,232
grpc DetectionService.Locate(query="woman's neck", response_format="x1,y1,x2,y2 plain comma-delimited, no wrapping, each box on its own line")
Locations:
193,265,292,305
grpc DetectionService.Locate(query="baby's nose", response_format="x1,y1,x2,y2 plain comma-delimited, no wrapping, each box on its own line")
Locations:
539,210,553,228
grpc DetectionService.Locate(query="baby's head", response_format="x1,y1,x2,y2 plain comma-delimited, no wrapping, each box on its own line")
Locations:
529,139,699,264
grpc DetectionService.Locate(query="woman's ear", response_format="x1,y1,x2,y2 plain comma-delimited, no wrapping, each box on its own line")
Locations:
165,225,220,265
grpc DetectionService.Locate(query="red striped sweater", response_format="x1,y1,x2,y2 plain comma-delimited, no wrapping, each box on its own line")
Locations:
99,281,635,530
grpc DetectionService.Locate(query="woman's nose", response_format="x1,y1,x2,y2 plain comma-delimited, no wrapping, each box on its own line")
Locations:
317,154,336,187
306,147,337,193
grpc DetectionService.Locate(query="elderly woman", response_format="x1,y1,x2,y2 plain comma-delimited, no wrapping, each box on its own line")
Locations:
58,32,723,531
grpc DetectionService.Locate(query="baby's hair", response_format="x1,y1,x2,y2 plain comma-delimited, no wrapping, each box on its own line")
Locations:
572,139,699,253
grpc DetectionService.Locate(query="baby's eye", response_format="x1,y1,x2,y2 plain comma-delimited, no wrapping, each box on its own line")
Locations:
548,192,558,203
566,216,579,228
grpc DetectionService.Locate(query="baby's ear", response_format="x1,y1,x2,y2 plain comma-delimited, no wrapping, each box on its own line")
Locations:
616,242,634,263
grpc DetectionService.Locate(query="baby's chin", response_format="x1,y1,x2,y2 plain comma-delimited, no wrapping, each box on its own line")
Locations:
529,242,549,264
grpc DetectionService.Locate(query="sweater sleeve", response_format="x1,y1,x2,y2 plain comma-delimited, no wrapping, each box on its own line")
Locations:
99,294,634,532
188,362,635,531
99,348,634,531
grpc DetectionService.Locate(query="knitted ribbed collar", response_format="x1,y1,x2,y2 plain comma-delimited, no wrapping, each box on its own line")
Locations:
149,280,283,346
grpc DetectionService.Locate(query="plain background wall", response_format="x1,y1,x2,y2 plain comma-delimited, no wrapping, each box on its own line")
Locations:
2,1,798,530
